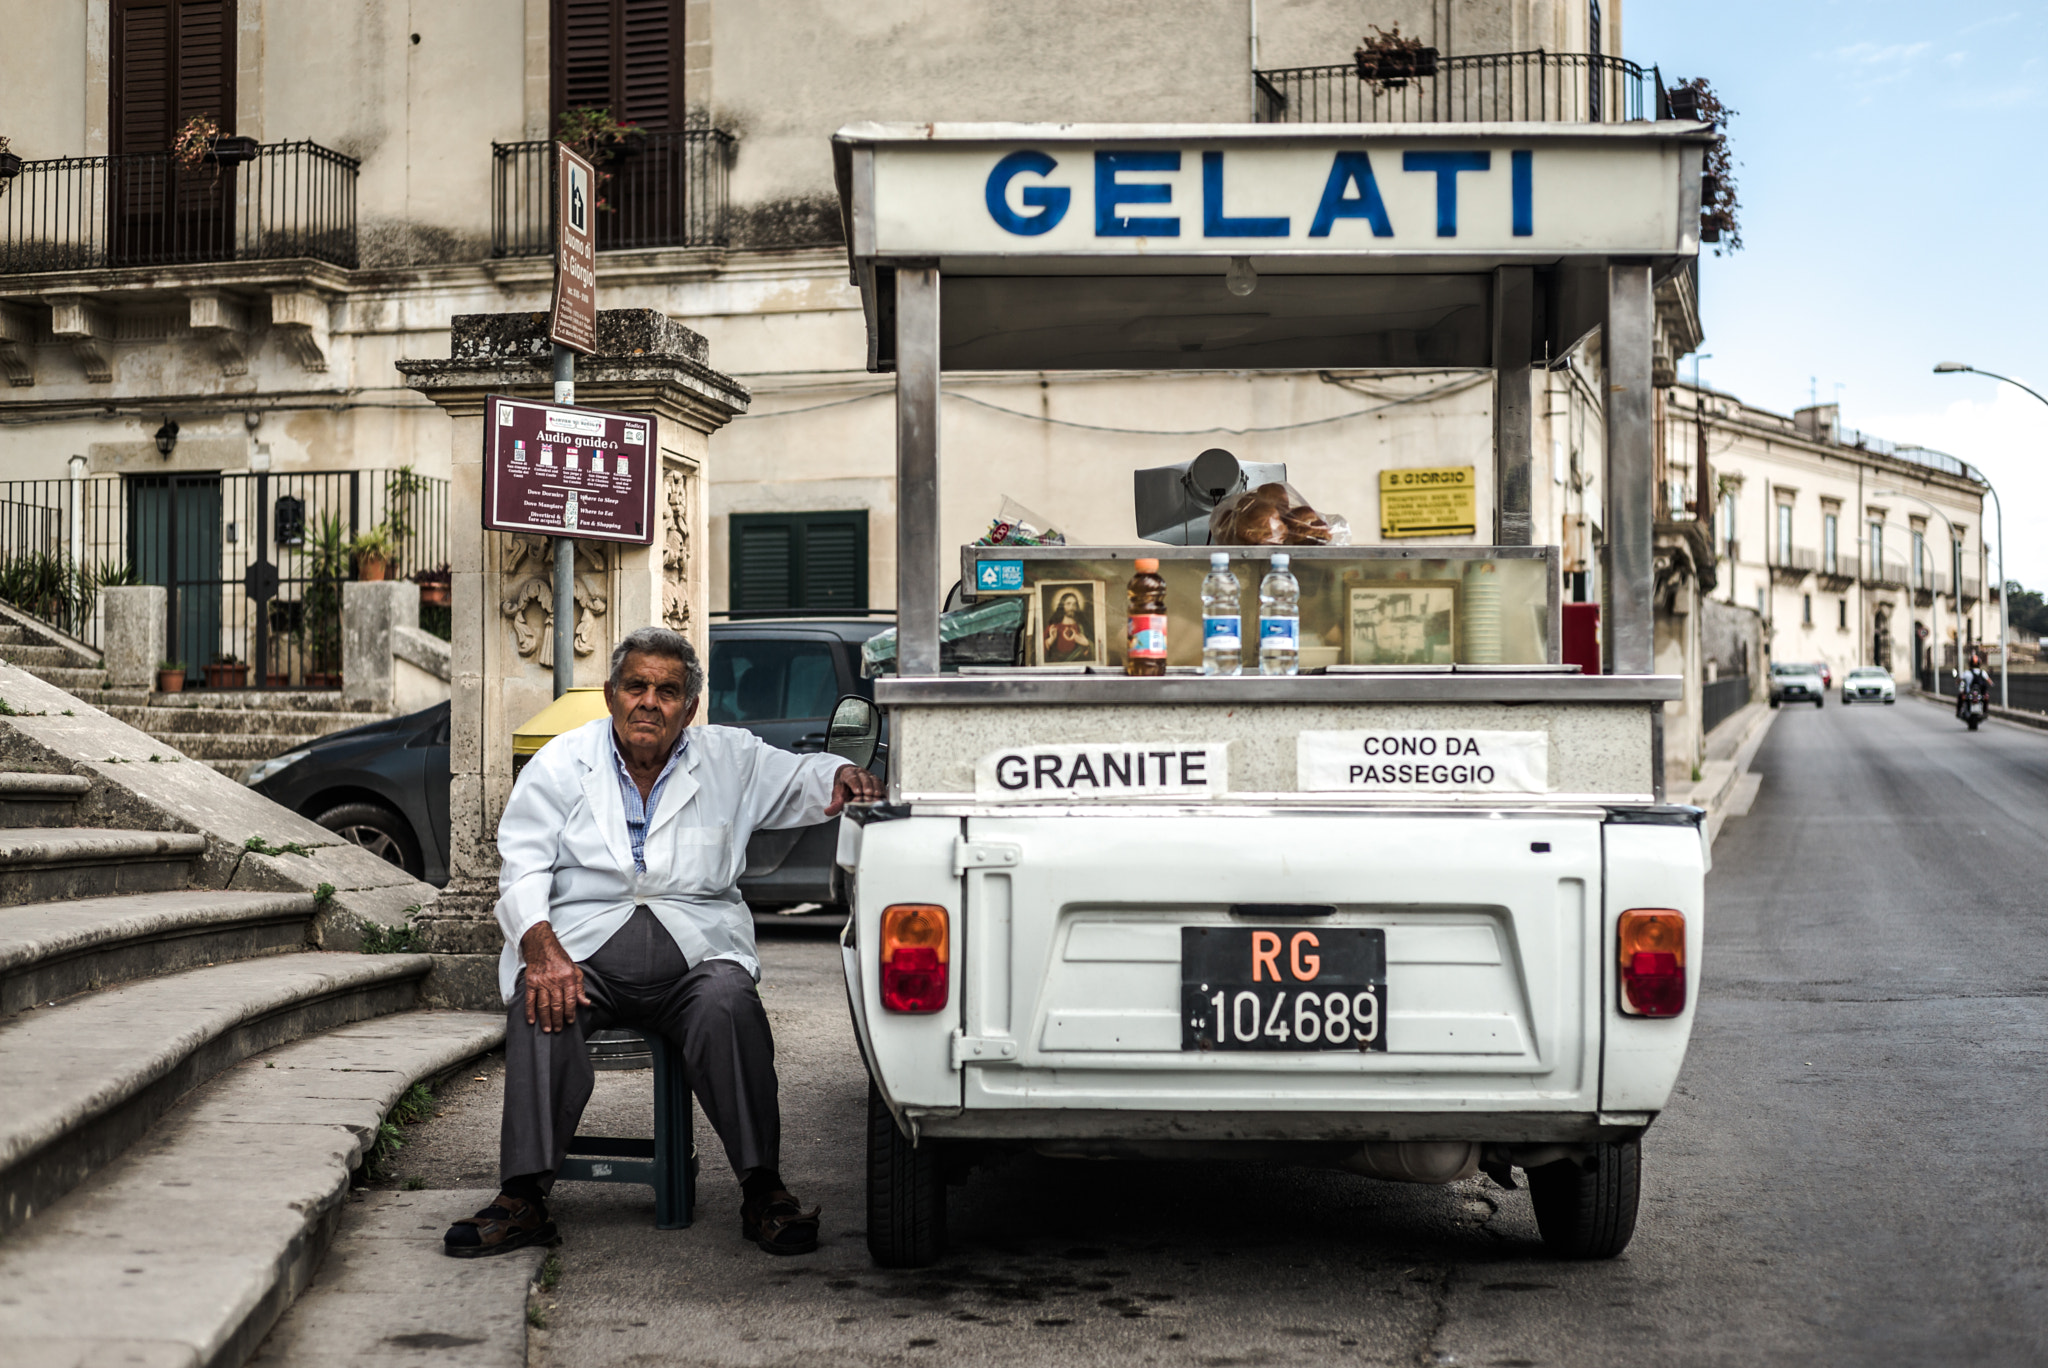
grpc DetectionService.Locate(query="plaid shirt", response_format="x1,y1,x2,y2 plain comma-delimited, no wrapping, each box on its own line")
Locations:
609,727,691,873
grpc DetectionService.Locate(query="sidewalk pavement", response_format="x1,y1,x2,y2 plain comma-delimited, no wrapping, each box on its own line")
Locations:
1675,699,1775,851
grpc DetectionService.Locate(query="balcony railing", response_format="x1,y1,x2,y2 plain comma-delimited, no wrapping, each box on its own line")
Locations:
0,142,359,275
1769,546,1818,579
493,129,733,258
1255,50,1659,125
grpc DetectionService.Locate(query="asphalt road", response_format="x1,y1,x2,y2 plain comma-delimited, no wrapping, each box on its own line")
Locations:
385,695,2047,1367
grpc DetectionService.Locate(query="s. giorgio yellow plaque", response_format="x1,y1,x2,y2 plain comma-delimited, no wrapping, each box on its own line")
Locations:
1379,466,1477,539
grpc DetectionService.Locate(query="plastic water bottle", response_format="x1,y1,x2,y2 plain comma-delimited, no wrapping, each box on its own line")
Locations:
1201,552,1242,676
1259,553,1300,676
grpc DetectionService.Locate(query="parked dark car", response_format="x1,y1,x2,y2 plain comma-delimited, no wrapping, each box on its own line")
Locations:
243,701,452,884
708,617,893,909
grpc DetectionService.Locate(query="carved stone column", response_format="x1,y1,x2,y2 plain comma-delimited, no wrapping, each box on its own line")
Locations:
397,310,747,950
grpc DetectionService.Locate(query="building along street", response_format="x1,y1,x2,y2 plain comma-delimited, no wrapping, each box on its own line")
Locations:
360,695,2046,1368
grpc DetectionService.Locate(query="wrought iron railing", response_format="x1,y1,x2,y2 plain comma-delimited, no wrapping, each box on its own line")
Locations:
0,469,444,685
1255,50,1660,124
0,141,359,275
1702,674,1752,735
493,129,734,258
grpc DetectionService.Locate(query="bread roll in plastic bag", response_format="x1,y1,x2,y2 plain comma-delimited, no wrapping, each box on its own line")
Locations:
1208,481,1338,546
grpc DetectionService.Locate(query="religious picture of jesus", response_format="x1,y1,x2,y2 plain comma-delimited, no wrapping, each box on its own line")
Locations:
1036,579,1107,666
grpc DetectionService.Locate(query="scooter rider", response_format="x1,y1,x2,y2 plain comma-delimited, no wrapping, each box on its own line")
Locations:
1956,653,1991,719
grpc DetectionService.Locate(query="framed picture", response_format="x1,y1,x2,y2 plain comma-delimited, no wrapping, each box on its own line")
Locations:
1035,579,1108,667
1346,582,1459,665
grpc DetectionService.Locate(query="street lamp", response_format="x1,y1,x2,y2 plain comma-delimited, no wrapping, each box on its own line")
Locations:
1932,361,2031,708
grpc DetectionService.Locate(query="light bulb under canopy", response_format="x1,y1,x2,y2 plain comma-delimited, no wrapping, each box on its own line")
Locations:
1225,256,1257,297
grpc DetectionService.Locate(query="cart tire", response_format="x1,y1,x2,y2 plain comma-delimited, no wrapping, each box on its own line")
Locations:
1967,717,1980,731
1815,698,1824,708
1527,1139,1640,1259
1768,699,1780,709
867,1078,946,1268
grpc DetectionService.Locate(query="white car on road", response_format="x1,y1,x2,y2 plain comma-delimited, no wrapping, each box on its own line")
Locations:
1841,667,1897,705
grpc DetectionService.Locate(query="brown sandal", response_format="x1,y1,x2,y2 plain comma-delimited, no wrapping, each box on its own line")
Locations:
741,1190,821,1255
443,1194,558,1258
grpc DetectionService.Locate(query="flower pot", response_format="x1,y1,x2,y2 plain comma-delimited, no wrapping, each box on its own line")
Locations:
203,663,249,690
358,554,389,582
156,669,186,693
266,672,291,689
419,582,450,607
204,135,260,167
0,153,22,181
306,671,341,689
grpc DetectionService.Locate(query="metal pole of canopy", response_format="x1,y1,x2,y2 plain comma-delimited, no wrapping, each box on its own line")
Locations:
895,265,943,676
1492,266,1536,546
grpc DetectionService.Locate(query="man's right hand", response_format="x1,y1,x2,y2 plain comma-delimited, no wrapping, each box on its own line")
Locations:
521,922,590,1034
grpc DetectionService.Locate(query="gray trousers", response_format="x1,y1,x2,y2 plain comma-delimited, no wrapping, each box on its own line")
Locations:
501,905,780,1189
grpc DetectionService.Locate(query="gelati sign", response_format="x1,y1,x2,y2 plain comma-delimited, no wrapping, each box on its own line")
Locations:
482,395,657,545
549,142,599,354
864,134,1695,258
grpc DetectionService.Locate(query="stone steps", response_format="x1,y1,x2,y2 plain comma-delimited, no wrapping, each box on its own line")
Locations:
0,951,435,1235
0,827,210,908
19,663,111,693
0,887,318,1015
0,773,92,826
0,643,85,671
0,1011,505,1368
105,704,368,738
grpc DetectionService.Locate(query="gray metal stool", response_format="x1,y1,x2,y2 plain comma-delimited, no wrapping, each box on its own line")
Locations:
556,1032,698,1229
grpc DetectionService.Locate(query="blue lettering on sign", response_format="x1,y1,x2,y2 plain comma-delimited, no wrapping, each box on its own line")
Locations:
1095,150,1180,237
977,559,1025,591
985,150,1070,236
1307,151,1394,238
1511,150,1533,237
1201,152,1288,237
1402,151,1491,237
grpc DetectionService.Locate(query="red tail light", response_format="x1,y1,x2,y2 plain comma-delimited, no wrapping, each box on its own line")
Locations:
1618,909,1686,1017
880,904,949,1013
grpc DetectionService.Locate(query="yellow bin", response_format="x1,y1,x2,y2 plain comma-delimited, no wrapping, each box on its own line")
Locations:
512,687,609,776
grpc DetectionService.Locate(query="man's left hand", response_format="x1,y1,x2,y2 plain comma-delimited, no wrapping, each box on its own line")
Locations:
825,764,885,816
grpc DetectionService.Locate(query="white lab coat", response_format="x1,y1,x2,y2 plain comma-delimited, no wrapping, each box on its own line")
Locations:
493,717,845,1002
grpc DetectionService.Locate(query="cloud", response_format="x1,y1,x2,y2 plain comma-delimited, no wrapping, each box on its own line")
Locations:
1832,41,1931,65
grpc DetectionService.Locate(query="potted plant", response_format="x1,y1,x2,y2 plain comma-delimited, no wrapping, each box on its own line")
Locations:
156,660,187,693
206,134,259,166
1354,25,1438,87
266,597,304,687
349,524,396,581
301,514,348,686
0,136,21,181
556,107,643,214
171,114,221,173
412,563,452,607
203,653,249,690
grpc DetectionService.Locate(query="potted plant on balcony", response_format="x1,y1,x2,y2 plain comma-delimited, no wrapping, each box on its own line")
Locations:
0,136,21,182
349,524,396,581
1354,25,1438,87
1667,77,1742,253
203,653,249,690
156,660,187,694
412,563,452,607
557,107,642,213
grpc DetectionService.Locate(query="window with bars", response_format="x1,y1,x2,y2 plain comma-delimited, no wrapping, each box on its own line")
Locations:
728,512,869,618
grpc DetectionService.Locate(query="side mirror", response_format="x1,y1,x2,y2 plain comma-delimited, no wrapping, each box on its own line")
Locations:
825,694,881,771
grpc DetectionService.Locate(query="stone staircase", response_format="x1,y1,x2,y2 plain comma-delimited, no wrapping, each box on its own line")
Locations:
0,609,393,779
0,723,502,1366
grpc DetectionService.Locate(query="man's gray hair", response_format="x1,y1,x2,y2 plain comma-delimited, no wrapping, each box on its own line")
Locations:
608,627,704,699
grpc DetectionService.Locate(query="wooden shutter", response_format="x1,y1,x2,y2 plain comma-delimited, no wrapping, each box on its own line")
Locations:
729,513,869,617
552,0,684,128
113,0,235,153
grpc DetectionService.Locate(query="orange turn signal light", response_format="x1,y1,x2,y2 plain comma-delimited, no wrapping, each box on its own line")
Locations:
1618,908,1686,1017
879,904,949,1013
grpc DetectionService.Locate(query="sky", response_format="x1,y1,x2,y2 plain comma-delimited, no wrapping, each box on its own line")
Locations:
1624,1,2048,591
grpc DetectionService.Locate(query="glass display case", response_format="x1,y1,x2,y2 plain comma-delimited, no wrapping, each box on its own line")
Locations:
960,545,1560,672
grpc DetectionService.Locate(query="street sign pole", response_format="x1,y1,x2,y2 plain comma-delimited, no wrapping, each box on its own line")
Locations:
552,344,576,697
547,141,599,698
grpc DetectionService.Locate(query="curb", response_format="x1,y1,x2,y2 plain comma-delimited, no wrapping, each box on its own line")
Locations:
1680,702,1776,851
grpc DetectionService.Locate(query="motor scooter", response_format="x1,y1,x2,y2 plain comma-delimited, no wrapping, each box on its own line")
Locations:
1958,680,1989,731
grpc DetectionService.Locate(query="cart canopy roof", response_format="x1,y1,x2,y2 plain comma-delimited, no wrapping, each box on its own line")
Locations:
832,121,1707,372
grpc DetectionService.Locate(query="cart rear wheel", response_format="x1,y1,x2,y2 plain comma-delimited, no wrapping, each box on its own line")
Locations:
1527,1139,1640,1259
1967,717,1981,731
867,1079,946,1268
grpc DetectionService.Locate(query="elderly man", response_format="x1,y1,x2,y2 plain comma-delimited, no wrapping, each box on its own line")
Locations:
444,626,881,1259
